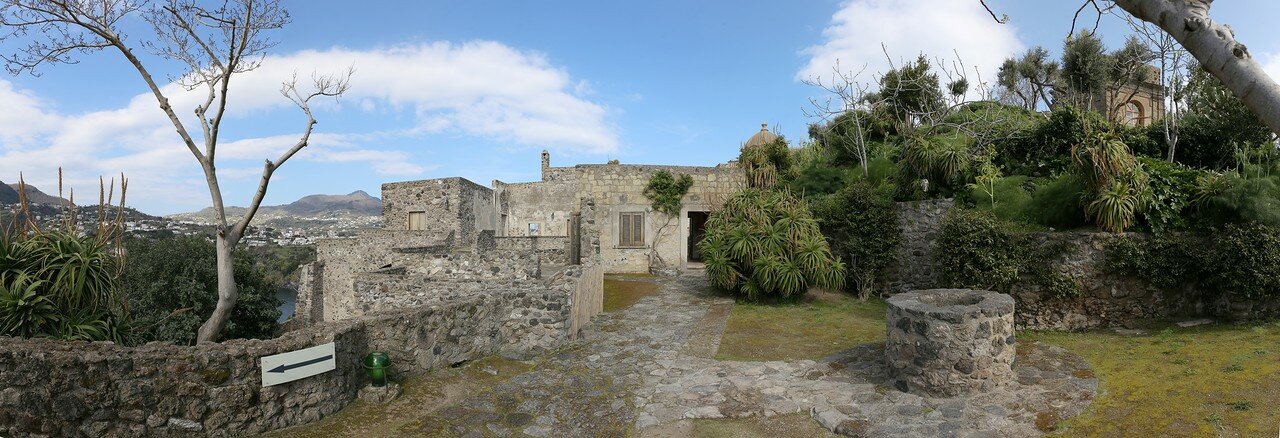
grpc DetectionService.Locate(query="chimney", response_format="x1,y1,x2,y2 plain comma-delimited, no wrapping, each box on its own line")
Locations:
540,150,551,180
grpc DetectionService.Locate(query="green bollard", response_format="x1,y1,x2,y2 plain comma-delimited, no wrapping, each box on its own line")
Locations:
363,352,390,387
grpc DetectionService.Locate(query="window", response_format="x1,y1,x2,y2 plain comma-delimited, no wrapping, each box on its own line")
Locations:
1123,101,1143,126
407,211,426,230
619,212,645,247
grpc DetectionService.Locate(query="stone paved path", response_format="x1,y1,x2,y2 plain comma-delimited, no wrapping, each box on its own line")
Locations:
277,273,1096,437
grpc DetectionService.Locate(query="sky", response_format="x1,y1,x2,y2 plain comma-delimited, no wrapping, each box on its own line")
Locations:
3,0,1280,215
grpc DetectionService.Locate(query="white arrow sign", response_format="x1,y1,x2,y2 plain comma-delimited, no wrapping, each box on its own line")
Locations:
260,342,336,387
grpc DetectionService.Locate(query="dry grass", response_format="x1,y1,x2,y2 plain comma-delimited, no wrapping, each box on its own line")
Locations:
715,290,886,361
1025,323,1280,437
603,276,660,312
258,356,533,437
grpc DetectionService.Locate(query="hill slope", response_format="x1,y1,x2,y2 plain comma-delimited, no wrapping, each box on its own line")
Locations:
169,190,382,223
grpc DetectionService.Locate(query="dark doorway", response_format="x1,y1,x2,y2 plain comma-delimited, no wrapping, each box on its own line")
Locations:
688,211,709,262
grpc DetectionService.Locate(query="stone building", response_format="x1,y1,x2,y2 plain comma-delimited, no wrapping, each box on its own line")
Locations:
296,128,752,323
1090,65,1166,127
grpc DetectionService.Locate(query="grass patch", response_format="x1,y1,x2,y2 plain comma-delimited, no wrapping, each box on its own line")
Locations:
603,276,659,312
258,356,533,437
1024,322,1280,437
715,291,886,361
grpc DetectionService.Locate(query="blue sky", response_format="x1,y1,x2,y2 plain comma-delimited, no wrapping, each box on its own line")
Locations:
3,0,1279,214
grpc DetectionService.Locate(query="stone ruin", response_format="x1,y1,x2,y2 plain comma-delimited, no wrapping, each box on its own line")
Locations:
885,289,1016,397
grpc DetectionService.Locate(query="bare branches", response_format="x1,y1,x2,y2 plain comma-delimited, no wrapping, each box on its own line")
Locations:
1068,0,1112,39
978,0,1008,24
0,0,141,75
229,66,352,243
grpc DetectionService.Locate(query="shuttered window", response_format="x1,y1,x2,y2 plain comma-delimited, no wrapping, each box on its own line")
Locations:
407,211,426,230
619,212,645,247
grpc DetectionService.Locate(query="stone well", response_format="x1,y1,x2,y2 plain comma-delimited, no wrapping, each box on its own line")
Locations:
885,289,1016,397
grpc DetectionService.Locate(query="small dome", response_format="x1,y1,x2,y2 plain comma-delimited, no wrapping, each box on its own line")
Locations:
744,122,778,148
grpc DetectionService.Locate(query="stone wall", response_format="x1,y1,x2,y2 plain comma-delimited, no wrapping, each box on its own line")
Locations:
0,268,596,437
562,162,744,273
496,181,576,237
885,199,953,293
1010,232,1280,330
302,230,455,323
381,177,496,241
494,235,569,267
880,200,1280,330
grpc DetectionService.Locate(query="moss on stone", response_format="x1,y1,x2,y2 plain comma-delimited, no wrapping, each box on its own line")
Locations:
199,368,231,385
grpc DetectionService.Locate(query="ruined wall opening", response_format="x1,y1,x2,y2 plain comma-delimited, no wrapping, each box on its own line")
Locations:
687,211,709,263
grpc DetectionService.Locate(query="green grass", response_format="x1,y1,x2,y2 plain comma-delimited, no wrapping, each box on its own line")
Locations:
714,295,1280,436
603,276,659,312
1025,322,1280,437
715,291,886,361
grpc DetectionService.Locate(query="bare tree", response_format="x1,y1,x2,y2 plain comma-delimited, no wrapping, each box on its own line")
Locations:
981,0,1280,136
1121,12,1190,161
0,0,352,343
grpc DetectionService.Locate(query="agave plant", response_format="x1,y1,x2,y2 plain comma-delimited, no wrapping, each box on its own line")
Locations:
699,188,844,300
1071,130,1149,232
0,274,58,338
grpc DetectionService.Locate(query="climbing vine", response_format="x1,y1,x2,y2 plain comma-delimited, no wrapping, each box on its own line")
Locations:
643,170,694,269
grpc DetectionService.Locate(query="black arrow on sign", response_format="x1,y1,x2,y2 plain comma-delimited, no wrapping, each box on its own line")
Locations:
268,354,333,373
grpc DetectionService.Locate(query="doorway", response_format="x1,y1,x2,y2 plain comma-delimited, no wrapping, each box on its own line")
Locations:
687,211,709,263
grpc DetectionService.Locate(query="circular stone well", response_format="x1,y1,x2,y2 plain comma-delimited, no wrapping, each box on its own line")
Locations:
885,289,1016,397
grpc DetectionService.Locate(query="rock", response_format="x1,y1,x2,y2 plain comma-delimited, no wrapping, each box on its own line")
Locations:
357,383,402,404
1176,319,1214,328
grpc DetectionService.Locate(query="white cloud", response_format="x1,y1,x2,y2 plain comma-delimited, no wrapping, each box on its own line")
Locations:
0,40,616,211
1262,52,1280,85
798,0,1025,96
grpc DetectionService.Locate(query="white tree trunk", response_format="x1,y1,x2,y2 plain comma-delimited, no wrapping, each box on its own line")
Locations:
197,234,240,342
1113,0,1280,135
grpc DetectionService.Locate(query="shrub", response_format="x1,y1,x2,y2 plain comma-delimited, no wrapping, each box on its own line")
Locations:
699,189,844,300
967,175,1033,222
1202,223,1280,299
1025,174,1089,229
1072,132,1149,233
1139,157,1204,232
123,237,280,344
739,137,793,189
935,209,1021,290
1103,224,1280,299
1195,171,1280,227
0,230,129,342
812,181,901,298
936,209,1079,297
787,163,849,197
995,106,1106,176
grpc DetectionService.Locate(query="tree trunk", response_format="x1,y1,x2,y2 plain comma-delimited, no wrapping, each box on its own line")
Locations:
1113,0,1280,135
196,234,239,343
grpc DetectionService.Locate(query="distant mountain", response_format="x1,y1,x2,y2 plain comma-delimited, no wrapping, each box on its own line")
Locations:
4,182,70,205
0,181,18,204
169,190,382,224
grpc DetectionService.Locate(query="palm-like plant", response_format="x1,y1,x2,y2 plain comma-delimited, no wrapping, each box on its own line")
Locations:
0,274,58,338
699,189,844,300
1072,129,1149,232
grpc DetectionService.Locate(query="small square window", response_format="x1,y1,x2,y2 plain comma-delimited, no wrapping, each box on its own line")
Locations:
407,211,426,230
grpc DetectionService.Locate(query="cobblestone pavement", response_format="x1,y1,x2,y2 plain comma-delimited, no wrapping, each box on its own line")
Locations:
367,273,1096,437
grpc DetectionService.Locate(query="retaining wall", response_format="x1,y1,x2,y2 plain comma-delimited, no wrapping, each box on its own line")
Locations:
0,266,600,437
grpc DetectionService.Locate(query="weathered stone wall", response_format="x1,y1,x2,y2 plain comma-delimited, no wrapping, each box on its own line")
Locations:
302,230,455,323
881,201,1280,329
561,162,744,273
381,177,496,241
885,289,1016,397
0,269,595,437
496,181,576,237
1010,232,1280,330
494,235,568,267
884,199,953,294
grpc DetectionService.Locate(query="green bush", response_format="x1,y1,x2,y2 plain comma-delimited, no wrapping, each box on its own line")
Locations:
966,175,1033,222
787,163,849,197
739,137,793,189
123,237,281,345
1202,223,1280,299
936,209,1079,297
0,230,129,342
1195,170,1280,227
995,106,1106,176
699,189,844,300
1103,224,1280,299
812,181,901,298
1025,174,1089,229
1139,157,1204,232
